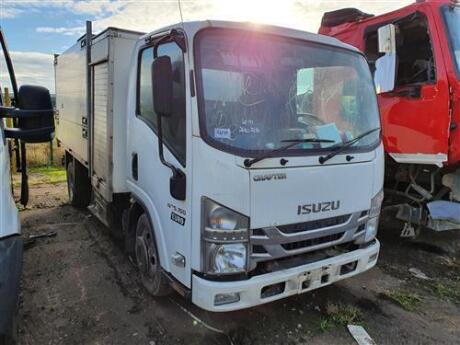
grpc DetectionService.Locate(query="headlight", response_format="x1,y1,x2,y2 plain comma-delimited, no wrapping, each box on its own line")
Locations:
363,190,384,242
208,243,247,274
369,189,384,218
364,216,379,242
202,198,250,275
209,206,239,230
203,197,249,231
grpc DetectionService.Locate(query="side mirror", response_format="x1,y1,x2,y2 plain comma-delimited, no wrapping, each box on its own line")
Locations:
378,24,396,55
152,56,173,117
1,85,55,143
374,24,397,94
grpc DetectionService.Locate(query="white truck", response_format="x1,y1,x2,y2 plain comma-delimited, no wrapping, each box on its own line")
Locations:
0,30,55,344
55,20,384,312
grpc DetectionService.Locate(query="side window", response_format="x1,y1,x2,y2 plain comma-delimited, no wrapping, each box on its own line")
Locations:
138,48,157,127
157,42,186,165
365,13,436,88
137,42,186,166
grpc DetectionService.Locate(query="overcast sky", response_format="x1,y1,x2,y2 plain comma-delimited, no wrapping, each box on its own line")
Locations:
0,0,413,93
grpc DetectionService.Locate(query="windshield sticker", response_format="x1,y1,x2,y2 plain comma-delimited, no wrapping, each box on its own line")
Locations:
214,128,232,139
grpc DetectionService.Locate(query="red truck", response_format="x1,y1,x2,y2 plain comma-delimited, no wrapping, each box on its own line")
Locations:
319,0,460,235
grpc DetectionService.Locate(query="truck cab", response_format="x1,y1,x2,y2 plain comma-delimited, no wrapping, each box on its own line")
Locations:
320,1,460,234
129,21,384,311
57,21,384,311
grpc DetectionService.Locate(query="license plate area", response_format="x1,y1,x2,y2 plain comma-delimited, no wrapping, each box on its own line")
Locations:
298,264,334,292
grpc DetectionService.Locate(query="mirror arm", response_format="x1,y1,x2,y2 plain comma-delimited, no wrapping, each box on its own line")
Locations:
157,113,179,176
4,127,55,140
156,113,186,201
0,106,54,119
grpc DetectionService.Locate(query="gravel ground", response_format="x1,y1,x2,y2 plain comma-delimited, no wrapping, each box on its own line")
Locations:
15,177,460,345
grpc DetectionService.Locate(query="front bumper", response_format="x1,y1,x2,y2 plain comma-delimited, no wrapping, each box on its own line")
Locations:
192,239,379,312
0,235,23,339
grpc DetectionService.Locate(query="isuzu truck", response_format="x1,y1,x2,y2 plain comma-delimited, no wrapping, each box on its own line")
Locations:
0,30,55,345
55,20,384,311
320,0,460,235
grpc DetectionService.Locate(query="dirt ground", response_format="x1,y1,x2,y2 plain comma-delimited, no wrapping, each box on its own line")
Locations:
14,175,460,345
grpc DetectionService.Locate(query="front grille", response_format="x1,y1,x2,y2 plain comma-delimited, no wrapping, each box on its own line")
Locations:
277,214,351,234
249,210,368,269
280,232,344,251
252,245,268,254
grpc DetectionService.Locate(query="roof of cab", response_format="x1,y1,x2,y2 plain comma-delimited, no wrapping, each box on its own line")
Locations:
140,20,362,54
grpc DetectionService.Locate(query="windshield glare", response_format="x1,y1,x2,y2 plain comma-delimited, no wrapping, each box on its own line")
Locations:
443,6,460,77
196,30,380,155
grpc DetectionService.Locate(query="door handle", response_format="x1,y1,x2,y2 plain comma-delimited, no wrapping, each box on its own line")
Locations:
132,153,138,181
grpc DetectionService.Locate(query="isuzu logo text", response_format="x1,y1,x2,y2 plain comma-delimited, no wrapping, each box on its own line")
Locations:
253,173,287,182
297,201,341,215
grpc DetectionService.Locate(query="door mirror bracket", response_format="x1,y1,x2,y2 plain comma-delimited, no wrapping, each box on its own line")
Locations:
151,55,186,201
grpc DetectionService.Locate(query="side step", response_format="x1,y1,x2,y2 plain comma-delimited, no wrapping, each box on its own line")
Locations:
88,191,110,227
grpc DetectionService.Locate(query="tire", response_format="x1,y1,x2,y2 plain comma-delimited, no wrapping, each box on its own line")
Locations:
66,160,91,208
134,214,171,296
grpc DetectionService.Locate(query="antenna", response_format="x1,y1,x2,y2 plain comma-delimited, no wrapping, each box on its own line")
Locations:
178,0,185,26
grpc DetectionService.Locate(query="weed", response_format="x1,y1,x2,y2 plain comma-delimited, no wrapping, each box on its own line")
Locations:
382,290,422,311
433,282,460,302
13,165,66,187
318,303,363,332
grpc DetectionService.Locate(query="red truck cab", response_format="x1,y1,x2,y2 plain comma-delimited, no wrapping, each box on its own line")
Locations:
320,0,460,234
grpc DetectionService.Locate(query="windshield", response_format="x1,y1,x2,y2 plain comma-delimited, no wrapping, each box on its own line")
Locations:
195,29,380,156
443,5,460,77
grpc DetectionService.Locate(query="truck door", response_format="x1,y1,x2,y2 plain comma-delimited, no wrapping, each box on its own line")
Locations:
129,40,190,285
365,10,450,166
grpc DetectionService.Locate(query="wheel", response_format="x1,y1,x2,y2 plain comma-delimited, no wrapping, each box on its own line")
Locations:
66,160,91,208
135,214,171,296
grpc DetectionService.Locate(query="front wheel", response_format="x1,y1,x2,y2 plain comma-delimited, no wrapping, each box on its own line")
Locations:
135,214,171,296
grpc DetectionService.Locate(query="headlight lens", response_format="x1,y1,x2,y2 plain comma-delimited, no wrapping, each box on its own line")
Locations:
208,243,247,274
364,216,379,242
369,190,384,218
202,198,250,275
363,190,384,242
203,198,249,231
209,207,239,230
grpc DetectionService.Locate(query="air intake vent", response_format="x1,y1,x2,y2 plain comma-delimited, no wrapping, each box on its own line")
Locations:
281,233,344,251
277,215,350,234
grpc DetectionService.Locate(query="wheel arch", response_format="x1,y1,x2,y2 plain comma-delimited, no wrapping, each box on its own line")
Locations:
126,195,171,273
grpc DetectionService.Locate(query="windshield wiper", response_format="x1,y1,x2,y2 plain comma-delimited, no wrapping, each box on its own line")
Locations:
244,138,335,168
318,128,381,165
